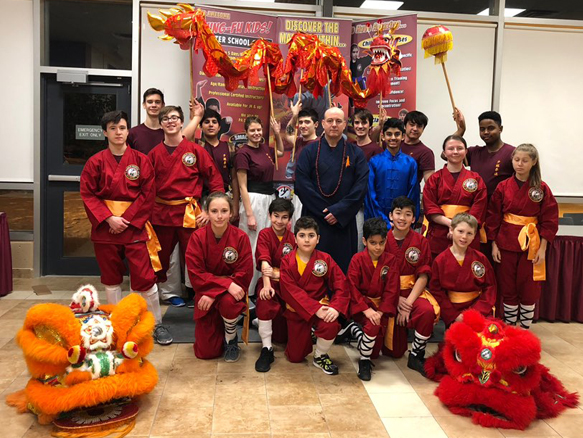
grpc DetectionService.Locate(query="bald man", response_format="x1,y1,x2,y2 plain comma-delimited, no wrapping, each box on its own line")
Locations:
295,107,369,272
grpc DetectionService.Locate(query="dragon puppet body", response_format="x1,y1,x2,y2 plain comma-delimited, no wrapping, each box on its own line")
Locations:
147,5,401,107
425,310,579,430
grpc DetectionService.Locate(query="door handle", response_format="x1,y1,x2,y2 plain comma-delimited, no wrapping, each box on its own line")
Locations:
48,175,81,182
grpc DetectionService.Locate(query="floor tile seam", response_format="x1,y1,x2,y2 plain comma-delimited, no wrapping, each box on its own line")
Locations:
148,345,177,437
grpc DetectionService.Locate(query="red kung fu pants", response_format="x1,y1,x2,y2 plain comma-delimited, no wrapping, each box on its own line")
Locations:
382,290,436,358
153,225,195,283
497,249,541,306
193,292,246,360
94,241,156,292
255,290,288,343
284,310,340,363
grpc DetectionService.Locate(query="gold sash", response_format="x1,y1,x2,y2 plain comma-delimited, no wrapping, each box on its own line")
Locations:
155,196,202,229
441,204,487,243
103,200,162,272
286,296,330,313
448,290,481,303
503,213,544,281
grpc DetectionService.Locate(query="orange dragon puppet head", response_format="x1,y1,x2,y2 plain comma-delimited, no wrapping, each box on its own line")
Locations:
425,310,579,430
6,285,158,433
363,20,401,98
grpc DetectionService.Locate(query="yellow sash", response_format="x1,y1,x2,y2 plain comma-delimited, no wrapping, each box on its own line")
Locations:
503,213,545,281
155,196,202,229
103,200,162,272
286,296,330,313
448,290,481,303
441,204,487,243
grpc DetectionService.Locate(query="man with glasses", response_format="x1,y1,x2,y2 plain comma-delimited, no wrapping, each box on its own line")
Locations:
295,107,369,273
148,105,225,343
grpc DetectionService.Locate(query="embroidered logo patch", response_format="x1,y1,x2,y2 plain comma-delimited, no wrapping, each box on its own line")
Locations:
462,178,478,193
380,265,390,280
528,187,544,203
312,260,328,277
125,165,140,180
282,243,293,256
405,247,421,265
223,247,238,264
471,261,486,279
182,152,197,167
276,185,293,200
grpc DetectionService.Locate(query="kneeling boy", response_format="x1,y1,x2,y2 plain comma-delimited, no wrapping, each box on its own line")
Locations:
347,218,399,381
384,196,439,375
254,198,296,372
430,212,496,327
280,217,350,375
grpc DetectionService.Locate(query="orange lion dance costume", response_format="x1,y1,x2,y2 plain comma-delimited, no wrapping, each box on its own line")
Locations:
6,285,158,437
425,310,579,430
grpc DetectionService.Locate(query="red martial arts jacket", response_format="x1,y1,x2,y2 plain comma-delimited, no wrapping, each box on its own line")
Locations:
254,226,296,294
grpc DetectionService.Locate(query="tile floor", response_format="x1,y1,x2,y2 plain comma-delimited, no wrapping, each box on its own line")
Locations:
1,277,583,438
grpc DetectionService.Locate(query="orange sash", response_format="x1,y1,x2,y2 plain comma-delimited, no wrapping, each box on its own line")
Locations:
104,200,162,272
503,213,544,281
448,290,481,303
441,204,487,243
155,196,202,229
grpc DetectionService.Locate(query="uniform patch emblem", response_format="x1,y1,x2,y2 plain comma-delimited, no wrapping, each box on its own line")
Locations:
471,261,486,279
182,152,197,167
223,247,238,264
405,247,421,265
380,265,390,280
125,165,140,181
528,187,544,203
312,260,328,277
276,185,292,200
462,178,478,193
282,243,293,256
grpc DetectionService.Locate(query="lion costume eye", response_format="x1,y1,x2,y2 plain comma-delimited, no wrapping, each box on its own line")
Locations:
454,349,462,362
513,366,528,375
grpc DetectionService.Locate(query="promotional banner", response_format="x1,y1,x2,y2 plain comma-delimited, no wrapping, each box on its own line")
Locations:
351,15,417,122
190,6,276,149
273,16,353,184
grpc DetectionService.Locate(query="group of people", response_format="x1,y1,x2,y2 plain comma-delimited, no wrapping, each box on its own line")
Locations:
79,86,559,382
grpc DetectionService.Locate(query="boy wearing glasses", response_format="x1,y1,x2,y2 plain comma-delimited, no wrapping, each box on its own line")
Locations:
148,106,225,300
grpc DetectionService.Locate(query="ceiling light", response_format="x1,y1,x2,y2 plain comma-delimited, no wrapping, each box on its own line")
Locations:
360,1,404,10
478,8,526,17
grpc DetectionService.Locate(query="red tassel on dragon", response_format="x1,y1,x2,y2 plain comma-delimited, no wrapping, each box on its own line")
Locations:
425,310,579,430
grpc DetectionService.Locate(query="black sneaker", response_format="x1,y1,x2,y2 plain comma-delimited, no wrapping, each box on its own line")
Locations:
313,354,339,375
185,299,195,308
224,336,241,363
407,351,426,376
358,359,374,381
154,324,173,346
255,347,274,372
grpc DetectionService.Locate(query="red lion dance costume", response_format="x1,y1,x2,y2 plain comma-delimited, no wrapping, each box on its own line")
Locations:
5,285,158,437
425,310,579,430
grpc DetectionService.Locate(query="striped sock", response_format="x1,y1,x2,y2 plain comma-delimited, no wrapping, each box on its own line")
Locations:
411,331,430,357
519,304,536,330
503,304,519,325
357,333,376,360
223,317,238,342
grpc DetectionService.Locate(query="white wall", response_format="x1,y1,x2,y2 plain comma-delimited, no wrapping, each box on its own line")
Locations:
416,21,496,166
0,0,34,182
500,26,583,196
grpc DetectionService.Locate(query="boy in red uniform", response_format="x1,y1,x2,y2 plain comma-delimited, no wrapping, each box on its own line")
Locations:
254,198,295,372
347,218,399,381
487,144,558,329
148,106,225,287
430,213,497,328
186,192,253,361
383,196,438,375
80,110,170,345
280,217,350,374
